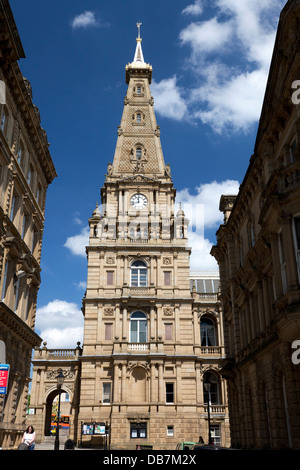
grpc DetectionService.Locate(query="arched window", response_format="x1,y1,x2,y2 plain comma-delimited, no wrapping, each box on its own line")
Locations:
0,106,8,133
203,371,220,404
130,311,147,343
136,85,142,95
200,317,217,346
130,260,147,287
17,141,24,166
136,147,142,160
136,113,142,123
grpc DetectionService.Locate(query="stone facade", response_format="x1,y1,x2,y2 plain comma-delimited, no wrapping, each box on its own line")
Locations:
211,0,300,450
0,0,56,449
76,32,230,450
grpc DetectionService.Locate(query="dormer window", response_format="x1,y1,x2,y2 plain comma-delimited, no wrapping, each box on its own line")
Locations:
136,86,141,95
136,113,142,123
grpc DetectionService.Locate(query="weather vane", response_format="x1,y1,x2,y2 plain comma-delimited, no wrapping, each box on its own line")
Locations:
137,22,142,39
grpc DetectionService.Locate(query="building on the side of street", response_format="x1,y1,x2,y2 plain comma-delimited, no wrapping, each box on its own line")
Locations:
0,0,56,450
76,31,230,450
211,0,300,450
28,31,230,450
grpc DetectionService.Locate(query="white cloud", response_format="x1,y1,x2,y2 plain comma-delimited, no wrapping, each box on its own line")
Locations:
71,11,98,29
193,67,268,134
175,179,240,270
151,76,187,121
75,281,87,290
35,300,84,349
152,0,285,134
187,231,218,271
182,0,203,16
64,226,89,257
176,179,240,229
179,18,234,55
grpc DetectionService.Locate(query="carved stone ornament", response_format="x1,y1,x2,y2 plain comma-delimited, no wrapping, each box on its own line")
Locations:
163,307,174,316
46,368,74,380
162,257,172,265
106,257,115,264
104,307,114,316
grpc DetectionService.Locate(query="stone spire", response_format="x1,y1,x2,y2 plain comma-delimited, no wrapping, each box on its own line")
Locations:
125,22,152,83
106,24,168,180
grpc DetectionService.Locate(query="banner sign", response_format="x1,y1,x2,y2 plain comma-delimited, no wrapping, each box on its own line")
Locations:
0,364,9,394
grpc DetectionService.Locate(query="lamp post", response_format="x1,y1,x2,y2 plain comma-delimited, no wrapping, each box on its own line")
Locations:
54,369,64,450
204,376,212,445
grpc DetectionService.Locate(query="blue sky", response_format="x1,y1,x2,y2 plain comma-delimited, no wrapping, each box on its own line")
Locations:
10,0,286,348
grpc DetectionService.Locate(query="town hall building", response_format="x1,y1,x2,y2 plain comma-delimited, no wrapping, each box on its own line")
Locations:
29,27,230,450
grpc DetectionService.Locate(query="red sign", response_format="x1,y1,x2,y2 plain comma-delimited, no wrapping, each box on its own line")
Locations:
0,365,9,394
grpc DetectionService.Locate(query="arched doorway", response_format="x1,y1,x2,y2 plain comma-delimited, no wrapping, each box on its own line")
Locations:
44,388,71,437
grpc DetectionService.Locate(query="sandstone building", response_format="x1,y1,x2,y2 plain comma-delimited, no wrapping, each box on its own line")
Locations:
0,0,56,449
211,0,300,450
29,29,230,450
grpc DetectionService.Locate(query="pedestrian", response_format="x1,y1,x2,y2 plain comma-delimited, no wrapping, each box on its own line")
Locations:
22,425,36,450
198,436,204,443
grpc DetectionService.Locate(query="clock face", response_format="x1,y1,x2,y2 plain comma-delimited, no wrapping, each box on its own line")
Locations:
131,193,147,210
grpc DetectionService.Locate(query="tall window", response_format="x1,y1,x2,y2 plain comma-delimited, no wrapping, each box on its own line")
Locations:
290,139,297,162
293,216,300,281
0,106,7,133
203,372,220,405
103,383,111,404
130,260,147,287
107,271,114,285
17,141,24,166
166,383,174,403
165,323,173,341
278,232,287,294
200,317,217,346
130,311,147,343
1,260,8,300
105,323,112,340
136,147,142,160
164,271,171,286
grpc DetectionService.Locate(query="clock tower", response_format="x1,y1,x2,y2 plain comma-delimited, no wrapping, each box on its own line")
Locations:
79,26,227,449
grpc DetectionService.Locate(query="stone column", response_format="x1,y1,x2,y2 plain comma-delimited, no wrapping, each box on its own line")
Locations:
113,363,119,403
158,363,164,403
122,306,127,340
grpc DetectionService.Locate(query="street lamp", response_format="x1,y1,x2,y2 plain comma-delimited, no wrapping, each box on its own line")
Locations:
54,369,64,450
204,376,212,446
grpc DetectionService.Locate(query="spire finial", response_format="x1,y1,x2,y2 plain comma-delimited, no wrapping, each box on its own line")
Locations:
137,22,142,39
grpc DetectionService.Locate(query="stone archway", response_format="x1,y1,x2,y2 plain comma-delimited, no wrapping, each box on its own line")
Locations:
29,345,82,444
44,385,73,437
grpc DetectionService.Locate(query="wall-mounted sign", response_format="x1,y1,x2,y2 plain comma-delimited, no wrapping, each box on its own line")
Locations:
0,364,9,394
